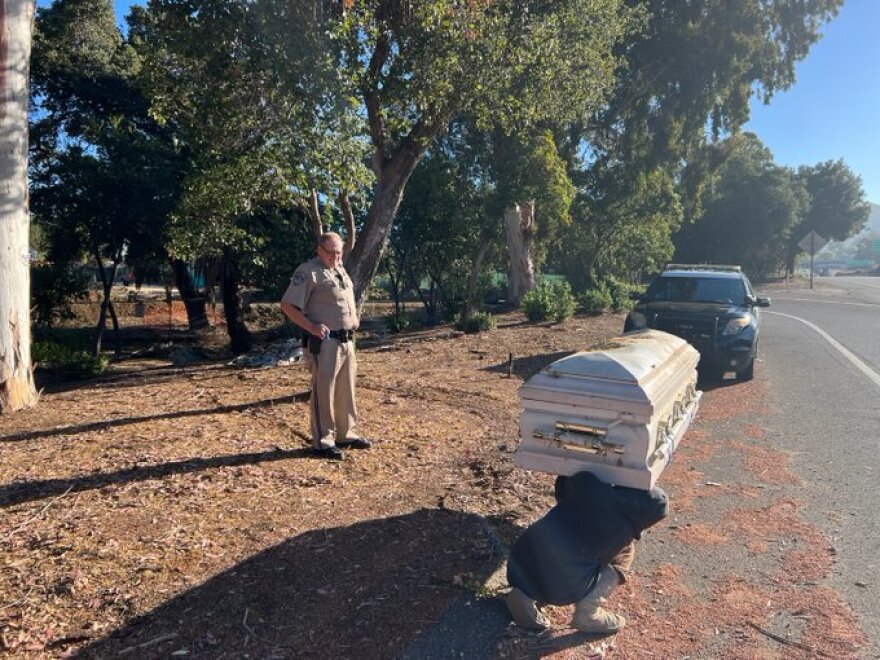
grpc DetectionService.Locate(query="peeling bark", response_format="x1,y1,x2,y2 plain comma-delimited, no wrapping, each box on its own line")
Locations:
0,0,38,413
503,202,536,307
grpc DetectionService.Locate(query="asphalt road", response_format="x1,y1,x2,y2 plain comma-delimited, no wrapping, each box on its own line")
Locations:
761,276,880,656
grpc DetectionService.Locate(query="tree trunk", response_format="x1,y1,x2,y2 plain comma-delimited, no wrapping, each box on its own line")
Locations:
346,147,422,309
220,249,252,356
0,0,37,413
461,240,492,322
92,251,122,356
339,190,356,258
171,259,209,330
308,188,323,239
503,202,537,306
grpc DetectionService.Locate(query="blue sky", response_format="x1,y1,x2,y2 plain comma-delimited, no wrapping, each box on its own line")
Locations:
58,0,880,204
745,0,879,204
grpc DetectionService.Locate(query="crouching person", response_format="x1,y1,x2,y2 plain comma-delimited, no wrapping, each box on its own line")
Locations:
505,470,669,633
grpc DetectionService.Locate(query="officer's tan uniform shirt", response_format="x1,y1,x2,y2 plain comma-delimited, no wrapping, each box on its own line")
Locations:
282,258,357,329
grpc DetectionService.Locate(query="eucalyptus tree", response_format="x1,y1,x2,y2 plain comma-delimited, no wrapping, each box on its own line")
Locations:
0,0,38,412
487,130,575,305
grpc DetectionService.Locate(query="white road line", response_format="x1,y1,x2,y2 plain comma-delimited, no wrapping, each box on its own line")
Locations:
768,311,880,389
769,297,878,308
841,279,880,291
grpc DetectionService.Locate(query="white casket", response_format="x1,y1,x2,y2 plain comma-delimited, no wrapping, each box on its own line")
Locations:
514,329,702,490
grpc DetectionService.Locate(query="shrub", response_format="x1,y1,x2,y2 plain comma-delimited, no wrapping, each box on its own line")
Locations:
32,341,109,377
384,311,410,333
579,283,613,314
455,310,496,333
605,276,638,312
522,279,577,322
30,263,89,327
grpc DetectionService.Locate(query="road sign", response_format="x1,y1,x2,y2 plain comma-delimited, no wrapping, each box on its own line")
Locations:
798,230,828,255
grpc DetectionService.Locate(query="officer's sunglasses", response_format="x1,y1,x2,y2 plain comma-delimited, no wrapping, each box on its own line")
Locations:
319,245,343,256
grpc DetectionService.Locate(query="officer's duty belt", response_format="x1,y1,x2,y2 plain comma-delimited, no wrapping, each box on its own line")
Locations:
327,329,355,342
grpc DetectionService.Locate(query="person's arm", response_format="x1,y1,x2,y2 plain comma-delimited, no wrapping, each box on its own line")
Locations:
280,301,328,339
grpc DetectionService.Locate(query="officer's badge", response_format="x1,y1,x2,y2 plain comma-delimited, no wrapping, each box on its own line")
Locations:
293,273,305,286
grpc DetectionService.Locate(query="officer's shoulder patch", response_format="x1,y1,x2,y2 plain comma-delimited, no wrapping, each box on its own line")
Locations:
293,273,305,286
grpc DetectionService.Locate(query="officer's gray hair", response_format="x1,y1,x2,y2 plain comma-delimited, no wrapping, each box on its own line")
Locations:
318,231,342,247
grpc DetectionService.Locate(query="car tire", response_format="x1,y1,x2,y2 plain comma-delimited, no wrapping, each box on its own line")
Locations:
738,357,755,381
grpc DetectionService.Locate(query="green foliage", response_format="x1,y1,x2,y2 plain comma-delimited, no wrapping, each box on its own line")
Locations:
787,160,871,271
455,311,496,334
238,207,316,299
391,133,491,323
553,168,682,291
488,130,576,265
579,285,613,315
133,0,371,262
604,276,639,312
384,311,410,334
673,134,808,279
333,0,639,141
32,341,110,377
522,280,577,323
30,263,90,327
30,0,185,316
549,0,843,293
577,276,640,314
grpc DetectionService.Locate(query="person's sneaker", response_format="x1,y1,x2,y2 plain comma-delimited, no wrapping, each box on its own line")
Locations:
505,588,550,630
571,605,626,634
314,445,344,460
338,438,372,449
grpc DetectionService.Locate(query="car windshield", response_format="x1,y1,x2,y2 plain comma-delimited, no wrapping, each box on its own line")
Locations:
644,276,746,304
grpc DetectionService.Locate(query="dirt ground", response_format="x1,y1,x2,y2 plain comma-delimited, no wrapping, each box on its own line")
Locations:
0,301,867,659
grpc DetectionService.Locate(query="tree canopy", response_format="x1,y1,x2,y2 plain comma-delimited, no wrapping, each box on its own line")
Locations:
24,0,874,354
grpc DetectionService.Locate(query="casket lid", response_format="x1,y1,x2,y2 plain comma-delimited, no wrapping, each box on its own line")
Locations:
543,330,687,382
519,329,698,414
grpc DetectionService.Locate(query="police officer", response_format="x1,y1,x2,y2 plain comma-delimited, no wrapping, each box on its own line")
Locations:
280,232,371,460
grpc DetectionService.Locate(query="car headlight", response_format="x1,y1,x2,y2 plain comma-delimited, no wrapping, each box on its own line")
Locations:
722,315,752,335
627,311,647,330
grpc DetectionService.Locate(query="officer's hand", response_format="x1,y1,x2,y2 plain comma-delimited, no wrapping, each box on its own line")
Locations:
314,323,329,339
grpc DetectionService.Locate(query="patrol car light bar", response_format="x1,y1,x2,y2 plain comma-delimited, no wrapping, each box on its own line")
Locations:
663,263,742,273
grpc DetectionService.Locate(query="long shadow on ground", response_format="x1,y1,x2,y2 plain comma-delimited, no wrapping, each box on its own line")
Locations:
0,391,311,444
74,509,520,660
481,351,573,381
0,444,312,508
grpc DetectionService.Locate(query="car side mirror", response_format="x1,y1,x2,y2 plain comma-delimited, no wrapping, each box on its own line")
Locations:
754,296,770,307
629,290,643,300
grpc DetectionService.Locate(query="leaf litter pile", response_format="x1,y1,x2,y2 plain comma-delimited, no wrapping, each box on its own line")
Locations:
0,309,867,658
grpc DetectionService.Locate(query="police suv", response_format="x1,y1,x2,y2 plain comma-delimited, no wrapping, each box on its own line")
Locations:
623,264,770,381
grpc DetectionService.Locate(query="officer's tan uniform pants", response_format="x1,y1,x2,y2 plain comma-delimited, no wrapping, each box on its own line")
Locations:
308,338,359,449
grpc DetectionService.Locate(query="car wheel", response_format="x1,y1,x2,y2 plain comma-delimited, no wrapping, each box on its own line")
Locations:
738,357,755,381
